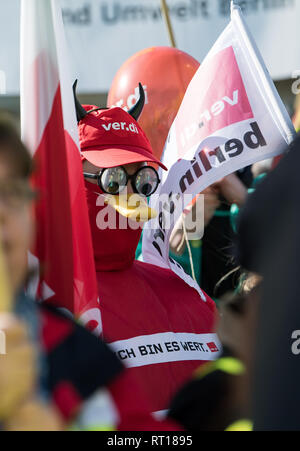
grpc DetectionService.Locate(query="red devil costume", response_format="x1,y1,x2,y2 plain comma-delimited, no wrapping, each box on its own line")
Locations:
74,83,219,413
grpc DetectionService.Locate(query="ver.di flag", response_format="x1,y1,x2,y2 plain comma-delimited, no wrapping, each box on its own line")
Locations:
142,1,296,293
20,0,102,335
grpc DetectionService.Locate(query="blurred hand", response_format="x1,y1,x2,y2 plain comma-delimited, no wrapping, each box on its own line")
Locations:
169,214,185,256
169,188,221,256
0,314,36,421
202,186,221,226
213,174,247,208
169,174,246,256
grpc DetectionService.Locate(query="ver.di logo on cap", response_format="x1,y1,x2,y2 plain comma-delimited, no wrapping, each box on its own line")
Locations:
101,121,139,135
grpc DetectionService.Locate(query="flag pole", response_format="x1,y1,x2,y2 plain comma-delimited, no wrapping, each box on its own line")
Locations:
231,0,237,13
160,0,177,48
160,0,198,281
160,0,197,279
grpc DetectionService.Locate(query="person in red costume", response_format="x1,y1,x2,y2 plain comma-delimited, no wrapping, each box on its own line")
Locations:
73,82,219,414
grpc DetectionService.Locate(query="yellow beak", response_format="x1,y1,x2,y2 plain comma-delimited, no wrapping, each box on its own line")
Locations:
104,194,157,223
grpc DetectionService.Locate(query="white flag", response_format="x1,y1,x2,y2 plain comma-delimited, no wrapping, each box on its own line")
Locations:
142,1,295,293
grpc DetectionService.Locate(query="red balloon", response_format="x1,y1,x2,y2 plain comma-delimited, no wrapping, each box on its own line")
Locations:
108,47,200,161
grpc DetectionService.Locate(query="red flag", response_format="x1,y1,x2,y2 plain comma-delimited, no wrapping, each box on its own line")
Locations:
20,0,101,335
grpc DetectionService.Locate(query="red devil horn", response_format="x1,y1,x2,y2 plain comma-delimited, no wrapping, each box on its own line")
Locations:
73,80,88,123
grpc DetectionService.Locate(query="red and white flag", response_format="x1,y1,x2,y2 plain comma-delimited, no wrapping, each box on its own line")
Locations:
20,0,101,335
143,1,296,291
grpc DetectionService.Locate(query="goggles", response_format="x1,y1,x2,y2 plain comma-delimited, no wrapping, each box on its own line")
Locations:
84,166,160,197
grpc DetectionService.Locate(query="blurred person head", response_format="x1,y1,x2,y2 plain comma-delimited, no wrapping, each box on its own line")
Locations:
0,114,35,296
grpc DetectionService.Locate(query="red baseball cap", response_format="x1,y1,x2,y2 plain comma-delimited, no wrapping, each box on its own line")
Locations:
78,106,167,170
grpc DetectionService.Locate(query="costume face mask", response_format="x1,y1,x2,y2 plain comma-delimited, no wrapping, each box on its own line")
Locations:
85,181,156,271
76,81,163,271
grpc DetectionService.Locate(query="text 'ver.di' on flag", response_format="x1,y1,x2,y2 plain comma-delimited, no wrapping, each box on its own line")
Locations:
20,0,102,336
142,1,296,294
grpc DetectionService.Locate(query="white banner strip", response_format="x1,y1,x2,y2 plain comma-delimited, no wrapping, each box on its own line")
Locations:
108,332,222,368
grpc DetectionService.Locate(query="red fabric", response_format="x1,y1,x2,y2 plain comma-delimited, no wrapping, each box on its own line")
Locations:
84,164,216,411
32,87,99,317
79,106,167,170
52,381,82,421
41,309,74,352
98,261,216,412
80,93,217,414
85,181,142,271
85,179,216,410
271,154,283,170
109,371,180,431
